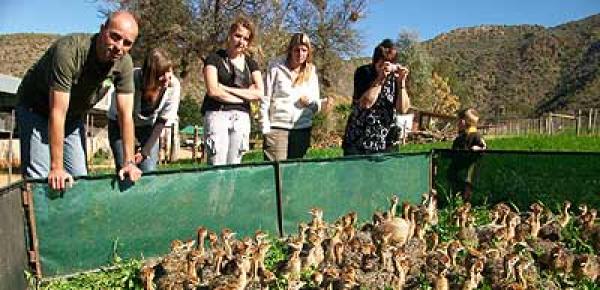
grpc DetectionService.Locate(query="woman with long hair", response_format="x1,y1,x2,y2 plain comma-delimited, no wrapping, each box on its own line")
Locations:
260,33,322,160
202,16,263,165
108,47,180,172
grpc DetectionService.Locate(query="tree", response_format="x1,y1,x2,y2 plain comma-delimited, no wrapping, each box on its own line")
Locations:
178,94,203,127
430,72,460,115
283,0,369,95
395,30,434,110
432,58,470,106
100,0,372,136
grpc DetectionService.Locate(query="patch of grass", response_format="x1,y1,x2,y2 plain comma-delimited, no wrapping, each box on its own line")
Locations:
483,134,600,151
34,258,143,289
85,133,599,176
399,134,600,153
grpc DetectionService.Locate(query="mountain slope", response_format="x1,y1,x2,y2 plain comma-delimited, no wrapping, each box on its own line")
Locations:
425,14,600,116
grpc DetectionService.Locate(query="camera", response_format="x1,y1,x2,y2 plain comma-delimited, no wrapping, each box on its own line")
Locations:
390,63,407,73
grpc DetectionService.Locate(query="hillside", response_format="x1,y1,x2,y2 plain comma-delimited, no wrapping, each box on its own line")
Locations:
1,14,599,118
0,33,59,78
425,14,600,116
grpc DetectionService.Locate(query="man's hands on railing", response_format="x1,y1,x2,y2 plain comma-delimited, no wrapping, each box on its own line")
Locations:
48,168,74,191
119,161,142,182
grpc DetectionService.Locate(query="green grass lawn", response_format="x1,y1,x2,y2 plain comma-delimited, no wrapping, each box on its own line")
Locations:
87,134,599,175
254,133,600,161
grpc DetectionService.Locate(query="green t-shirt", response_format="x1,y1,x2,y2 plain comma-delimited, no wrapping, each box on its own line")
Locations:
17,33,134,120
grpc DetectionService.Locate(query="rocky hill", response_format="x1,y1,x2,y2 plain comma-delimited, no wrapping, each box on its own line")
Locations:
1,14,599,117
425,14,600,116
0,33,59,78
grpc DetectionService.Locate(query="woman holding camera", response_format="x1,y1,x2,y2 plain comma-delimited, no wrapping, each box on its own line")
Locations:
201,17,263,165
342,39,410,156
260,33,322,161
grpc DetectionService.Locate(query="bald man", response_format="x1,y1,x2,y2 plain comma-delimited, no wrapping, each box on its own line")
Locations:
17,11,142,190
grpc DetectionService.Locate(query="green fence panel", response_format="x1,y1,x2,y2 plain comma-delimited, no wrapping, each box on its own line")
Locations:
31,164,278,277
0,183,28,290
433,150,600,209
279,153,431,235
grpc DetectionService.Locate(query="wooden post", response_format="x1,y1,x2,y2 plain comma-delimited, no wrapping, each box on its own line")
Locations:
8,110,14,184
529,119,533,134
89,115,94,168
193,126,199,163
158,130,164,165
85,114,90,172
576,110,581,136
169,124,176,163
592,109,598,134
588,109,593,134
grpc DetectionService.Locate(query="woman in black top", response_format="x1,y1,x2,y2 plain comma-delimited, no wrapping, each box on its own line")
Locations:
202,17,263,165
342,39,410,156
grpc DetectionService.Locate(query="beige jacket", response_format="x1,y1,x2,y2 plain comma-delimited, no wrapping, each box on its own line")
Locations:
260,58,321,133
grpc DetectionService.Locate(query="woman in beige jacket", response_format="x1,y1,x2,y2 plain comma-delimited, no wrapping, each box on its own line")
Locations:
261,33,322,161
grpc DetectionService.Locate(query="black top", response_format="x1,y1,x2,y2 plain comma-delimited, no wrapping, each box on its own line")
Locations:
352,64,377,103
342,64,399,154
201,49,259,114
452,131,486,150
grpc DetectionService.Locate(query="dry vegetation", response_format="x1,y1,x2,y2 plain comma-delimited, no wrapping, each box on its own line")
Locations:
0,33,59,78
425,14,600,116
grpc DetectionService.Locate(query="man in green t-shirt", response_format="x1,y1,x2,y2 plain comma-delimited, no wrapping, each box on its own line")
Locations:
16,11,142,190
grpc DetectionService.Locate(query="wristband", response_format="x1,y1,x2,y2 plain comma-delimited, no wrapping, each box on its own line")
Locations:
123,160,135,167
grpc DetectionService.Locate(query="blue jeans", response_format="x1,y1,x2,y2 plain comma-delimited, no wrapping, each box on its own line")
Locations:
17,105,88,179
108,120,159,172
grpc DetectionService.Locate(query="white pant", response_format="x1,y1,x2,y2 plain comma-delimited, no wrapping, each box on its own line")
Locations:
203,110,250,165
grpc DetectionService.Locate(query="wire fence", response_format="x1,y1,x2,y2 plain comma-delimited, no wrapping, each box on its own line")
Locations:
481,108,600,136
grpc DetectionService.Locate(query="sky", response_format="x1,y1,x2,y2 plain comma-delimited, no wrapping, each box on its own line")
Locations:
0,0,598,56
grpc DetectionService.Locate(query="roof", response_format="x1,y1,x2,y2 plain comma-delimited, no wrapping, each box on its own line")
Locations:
181,125,203,135
0,73,111,112
0,74,21,95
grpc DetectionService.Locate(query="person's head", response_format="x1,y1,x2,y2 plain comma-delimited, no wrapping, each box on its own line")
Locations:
457,108,480,130
286,33,314,86
287,33,312,67
372,39,397,65
142,48,174,90
226,16,256,56
97,11,139,63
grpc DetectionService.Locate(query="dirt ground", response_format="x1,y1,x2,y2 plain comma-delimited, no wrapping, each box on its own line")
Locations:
0,173,21,187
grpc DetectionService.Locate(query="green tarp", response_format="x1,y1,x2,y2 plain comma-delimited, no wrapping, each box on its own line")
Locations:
32,164,278,276
19,150,600,279
180,125,203,135
279,153,431,235
29,153,433,277
433,150,600,209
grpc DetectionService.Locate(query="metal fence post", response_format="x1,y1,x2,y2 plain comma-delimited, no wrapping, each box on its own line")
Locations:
274,162,284,237
192,126,199,163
